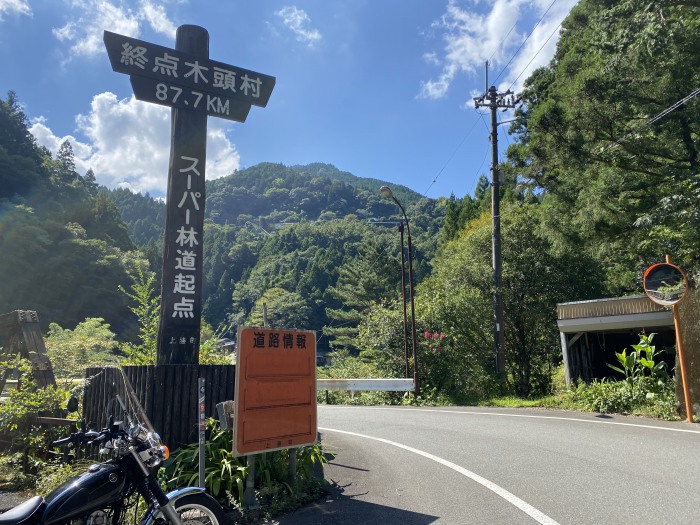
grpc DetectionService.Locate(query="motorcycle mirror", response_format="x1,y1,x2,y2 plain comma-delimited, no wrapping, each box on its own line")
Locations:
107,415,118,433
66,395,79,413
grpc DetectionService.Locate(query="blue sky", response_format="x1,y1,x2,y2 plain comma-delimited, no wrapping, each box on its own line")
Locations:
0,0,578,199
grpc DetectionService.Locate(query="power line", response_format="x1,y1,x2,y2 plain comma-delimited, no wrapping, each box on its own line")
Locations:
492,0,559,87
420,117,482,198
507,20,563,92
601,86,700,154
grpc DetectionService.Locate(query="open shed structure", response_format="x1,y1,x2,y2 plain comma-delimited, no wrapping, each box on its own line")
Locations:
557,296,675,385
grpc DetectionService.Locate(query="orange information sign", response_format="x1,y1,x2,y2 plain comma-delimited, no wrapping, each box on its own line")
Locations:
233,327,317,456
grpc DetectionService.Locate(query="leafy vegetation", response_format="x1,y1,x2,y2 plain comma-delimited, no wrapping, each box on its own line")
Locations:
507,0,700,291
567,334,677,419
163,418,328,514
0,360,76,475
45,318,118,383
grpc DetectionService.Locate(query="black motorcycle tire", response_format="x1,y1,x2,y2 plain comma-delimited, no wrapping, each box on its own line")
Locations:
171,493,227,525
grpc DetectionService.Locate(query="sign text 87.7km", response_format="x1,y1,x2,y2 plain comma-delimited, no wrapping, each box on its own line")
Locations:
104,29,275,123
129,76,250,122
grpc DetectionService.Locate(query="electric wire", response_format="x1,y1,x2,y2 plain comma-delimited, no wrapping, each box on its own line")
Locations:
418,1,562,201
488,18,519,65
507,19,563,92
419,116,482,198
601,86,700,154
491,0,559,88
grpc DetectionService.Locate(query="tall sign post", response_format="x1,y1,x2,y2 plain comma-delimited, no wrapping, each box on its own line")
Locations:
104,26,275,364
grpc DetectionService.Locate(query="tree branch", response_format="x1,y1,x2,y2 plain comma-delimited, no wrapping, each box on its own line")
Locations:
669,1,700,7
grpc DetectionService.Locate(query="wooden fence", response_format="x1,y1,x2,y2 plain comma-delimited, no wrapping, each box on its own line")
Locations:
83,365,235,449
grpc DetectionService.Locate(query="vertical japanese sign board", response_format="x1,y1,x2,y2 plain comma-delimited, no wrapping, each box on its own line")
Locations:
104,27,275,364
234,327,317,456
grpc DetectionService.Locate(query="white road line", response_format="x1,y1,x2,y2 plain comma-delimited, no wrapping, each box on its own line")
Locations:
320,426,562,525
321,406,700,434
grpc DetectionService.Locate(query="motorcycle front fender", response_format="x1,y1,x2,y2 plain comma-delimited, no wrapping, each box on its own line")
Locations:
140,486,206,525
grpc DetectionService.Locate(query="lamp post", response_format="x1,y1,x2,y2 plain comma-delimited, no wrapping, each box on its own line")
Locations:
380,186,420,397
398,221,410,379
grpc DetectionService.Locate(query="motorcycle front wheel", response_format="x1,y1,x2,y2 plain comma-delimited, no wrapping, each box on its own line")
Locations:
172,493,227,525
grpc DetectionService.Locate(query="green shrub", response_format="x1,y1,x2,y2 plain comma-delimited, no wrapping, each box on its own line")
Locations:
35,461,87,495
163,419,246,505
0,360,75,471
317,350,405,405
163,418,327,509
567,334,679,420
567,377,677,419
45,318,118,382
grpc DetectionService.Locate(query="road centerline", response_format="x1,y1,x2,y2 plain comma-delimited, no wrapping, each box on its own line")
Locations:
320,426,562,525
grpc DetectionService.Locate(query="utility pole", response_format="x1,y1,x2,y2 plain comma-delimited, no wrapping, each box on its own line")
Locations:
473,62,518,376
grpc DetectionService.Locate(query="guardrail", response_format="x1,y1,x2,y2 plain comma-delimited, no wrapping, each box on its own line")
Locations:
317,378,414,396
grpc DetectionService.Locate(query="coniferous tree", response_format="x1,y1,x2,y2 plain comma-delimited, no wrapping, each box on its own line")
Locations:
324,238,397,352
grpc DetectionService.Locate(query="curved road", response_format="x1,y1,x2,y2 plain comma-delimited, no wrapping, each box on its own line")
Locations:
275,406,700,524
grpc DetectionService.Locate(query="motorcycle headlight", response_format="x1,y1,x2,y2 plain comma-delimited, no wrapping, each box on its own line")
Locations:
146,432,163,448
129,424,150,443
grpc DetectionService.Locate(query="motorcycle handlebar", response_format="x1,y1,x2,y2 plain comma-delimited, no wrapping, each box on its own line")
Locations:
52,428,121,448
51,435,74,447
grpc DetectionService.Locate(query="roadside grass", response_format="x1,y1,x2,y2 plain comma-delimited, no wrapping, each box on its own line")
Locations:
482,394,573,409
481,386,680,421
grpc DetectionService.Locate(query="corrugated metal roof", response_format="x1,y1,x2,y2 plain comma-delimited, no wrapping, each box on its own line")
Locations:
557,295,668,320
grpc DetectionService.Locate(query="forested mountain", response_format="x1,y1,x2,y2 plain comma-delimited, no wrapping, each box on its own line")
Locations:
289,162,422,207
0,92,144,337
108,188,165,246
1,96,444,351
205,162,427,227
109,162,445,352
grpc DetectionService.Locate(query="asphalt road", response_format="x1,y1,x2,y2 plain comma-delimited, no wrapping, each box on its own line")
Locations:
273,406,700,524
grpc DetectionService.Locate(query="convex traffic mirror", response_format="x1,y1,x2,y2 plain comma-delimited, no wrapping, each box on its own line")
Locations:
643,262,688,306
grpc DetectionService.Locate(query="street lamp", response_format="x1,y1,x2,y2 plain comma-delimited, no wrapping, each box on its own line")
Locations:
398,221,409,379
380,186,420,397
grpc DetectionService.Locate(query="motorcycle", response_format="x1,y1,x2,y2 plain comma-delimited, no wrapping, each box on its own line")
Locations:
0,414,226,525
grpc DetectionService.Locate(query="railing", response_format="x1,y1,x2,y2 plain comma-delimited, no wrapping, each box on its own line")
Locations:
317,378,414,397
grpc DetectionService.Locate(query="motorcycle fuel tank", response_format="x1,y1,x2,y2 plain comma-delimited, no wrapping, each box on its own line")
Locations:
42,462,126,524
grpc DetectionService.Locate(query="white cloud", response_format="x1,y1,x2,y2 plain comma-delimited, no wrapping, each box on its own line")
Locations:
503,0,577,91
0,0,31,20
275,6,322,48
420,0,578,99
30,92,240,196
29,118,94,176
139,0,177,39
422,52,441,67
53,0,177,59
